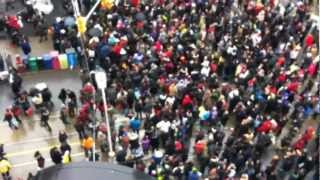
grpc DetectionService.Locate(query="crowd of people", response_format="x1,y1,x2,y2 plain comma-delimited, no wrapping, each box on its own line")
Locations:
0,0,319,180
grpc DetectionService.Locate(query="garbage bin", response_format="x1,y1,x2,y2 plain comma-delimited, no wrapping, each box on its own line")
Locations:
50,51,60,70
28,57,38,71
58,54,68,69
43,54,52,70
37,56,44,70
66,48,77,69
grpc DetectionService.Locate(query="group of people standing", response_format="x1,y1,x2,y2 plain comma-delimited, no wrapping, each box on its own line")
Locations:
63,0,318,179
0,0,319,179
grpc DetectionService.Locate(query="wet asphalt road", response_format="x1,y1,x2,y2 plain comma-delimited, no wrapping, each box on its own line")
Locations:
0,70,84,178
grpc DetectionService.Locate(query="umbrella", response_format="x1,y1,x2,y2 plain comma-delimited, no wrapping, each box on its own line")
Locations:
88,27,102,37
64,16,76,27
134,12,145,21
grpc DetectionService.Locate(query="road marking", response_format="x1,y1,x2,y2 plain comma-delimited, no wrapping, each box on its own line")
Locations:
6,142,81,158
12,152,85,168
2,132,78,147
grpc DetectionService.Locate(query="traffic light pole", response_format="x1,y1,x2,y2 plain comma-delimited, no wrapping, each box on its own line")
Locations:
71,0,90,72
71,0,96,161
71,0,116,162
85,0,102,21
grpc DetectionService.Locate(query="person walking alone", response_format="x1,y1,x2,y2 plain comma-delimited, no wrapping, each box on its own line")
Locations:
49,147,62,165
40,106,52,132
34,151,45,171
0,157,12,180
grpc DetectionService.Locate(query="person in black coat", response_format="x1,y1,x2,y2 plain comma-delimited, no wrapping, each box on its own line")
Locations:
9,70,22,96
58,130,68,144
58,89,67,104
50,147,62,164
34,151,45,170
60,141,72,155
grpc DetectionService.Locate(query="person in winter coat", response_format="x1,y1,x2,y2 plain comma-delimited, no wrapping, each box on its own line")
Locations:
60,104,69,124
82,134,94,158
3,108,19,129
58,89,67,104
58,130,68,144
11,104,22,124
37,20,48,43
40,106,51,132
34,151,45,171
49,147,62,164
74,120,86,140
0,144,4,158
66,90,77,117
293,127,315,150
60,141,72,155
9,69,22,96
129,117,141,133
141,135,150,154
62,150,72,164
20,38,31,55
188,167,202,180
0,158,12,179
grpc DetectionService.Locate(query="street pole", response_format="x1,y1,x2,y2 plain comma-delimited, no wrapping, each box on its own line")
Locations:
100,87,115,159
71,0,90,72
95,70,115,160
85,0,102,21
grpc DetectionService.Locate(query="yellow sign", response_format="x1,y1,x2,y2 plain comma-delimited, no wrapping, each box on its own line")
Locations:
76,16,87,34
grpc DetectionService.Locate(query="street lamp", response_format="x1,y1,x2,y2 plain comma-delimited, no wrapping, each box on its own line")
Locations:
95,70,115,159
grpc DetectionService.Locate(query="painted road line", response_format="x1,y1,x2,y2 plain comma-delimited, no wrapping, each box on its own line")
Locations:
6,142,81,158
2,132,78,146
12,152,85,168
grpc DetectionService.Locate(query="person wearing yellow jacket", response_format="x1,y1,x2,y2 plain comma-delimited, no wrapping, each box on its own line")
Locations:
62,151,71,164
0,158,11,179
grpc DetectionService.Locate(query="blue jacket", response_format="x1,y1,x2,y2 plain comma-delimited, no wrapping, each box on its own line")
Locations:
130,118,141,130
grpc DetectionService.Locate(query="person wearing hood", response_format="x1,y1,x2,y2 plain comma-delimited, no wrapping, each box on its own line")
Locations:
50,147,62,165
34,151,45,171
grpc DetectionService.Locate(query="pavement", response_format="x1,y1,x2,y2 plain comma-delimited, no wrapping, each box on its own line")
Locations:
1,0,68,36
0,8,88,177
0,69,84,178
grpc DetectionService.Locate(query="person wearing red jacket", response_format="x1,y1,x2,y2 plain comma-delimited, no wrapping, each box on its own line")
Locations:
257,120,272,133
287,81,299,93
257,119,278,133
305,34,314,47
182,94,193,107
131,0,140,8
293,127,315,150
6,16,21,31
307,63,317,76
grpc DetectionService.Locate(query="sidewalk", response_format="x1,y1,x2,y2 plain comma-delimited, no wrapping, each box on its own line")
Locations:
0,37,54,65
